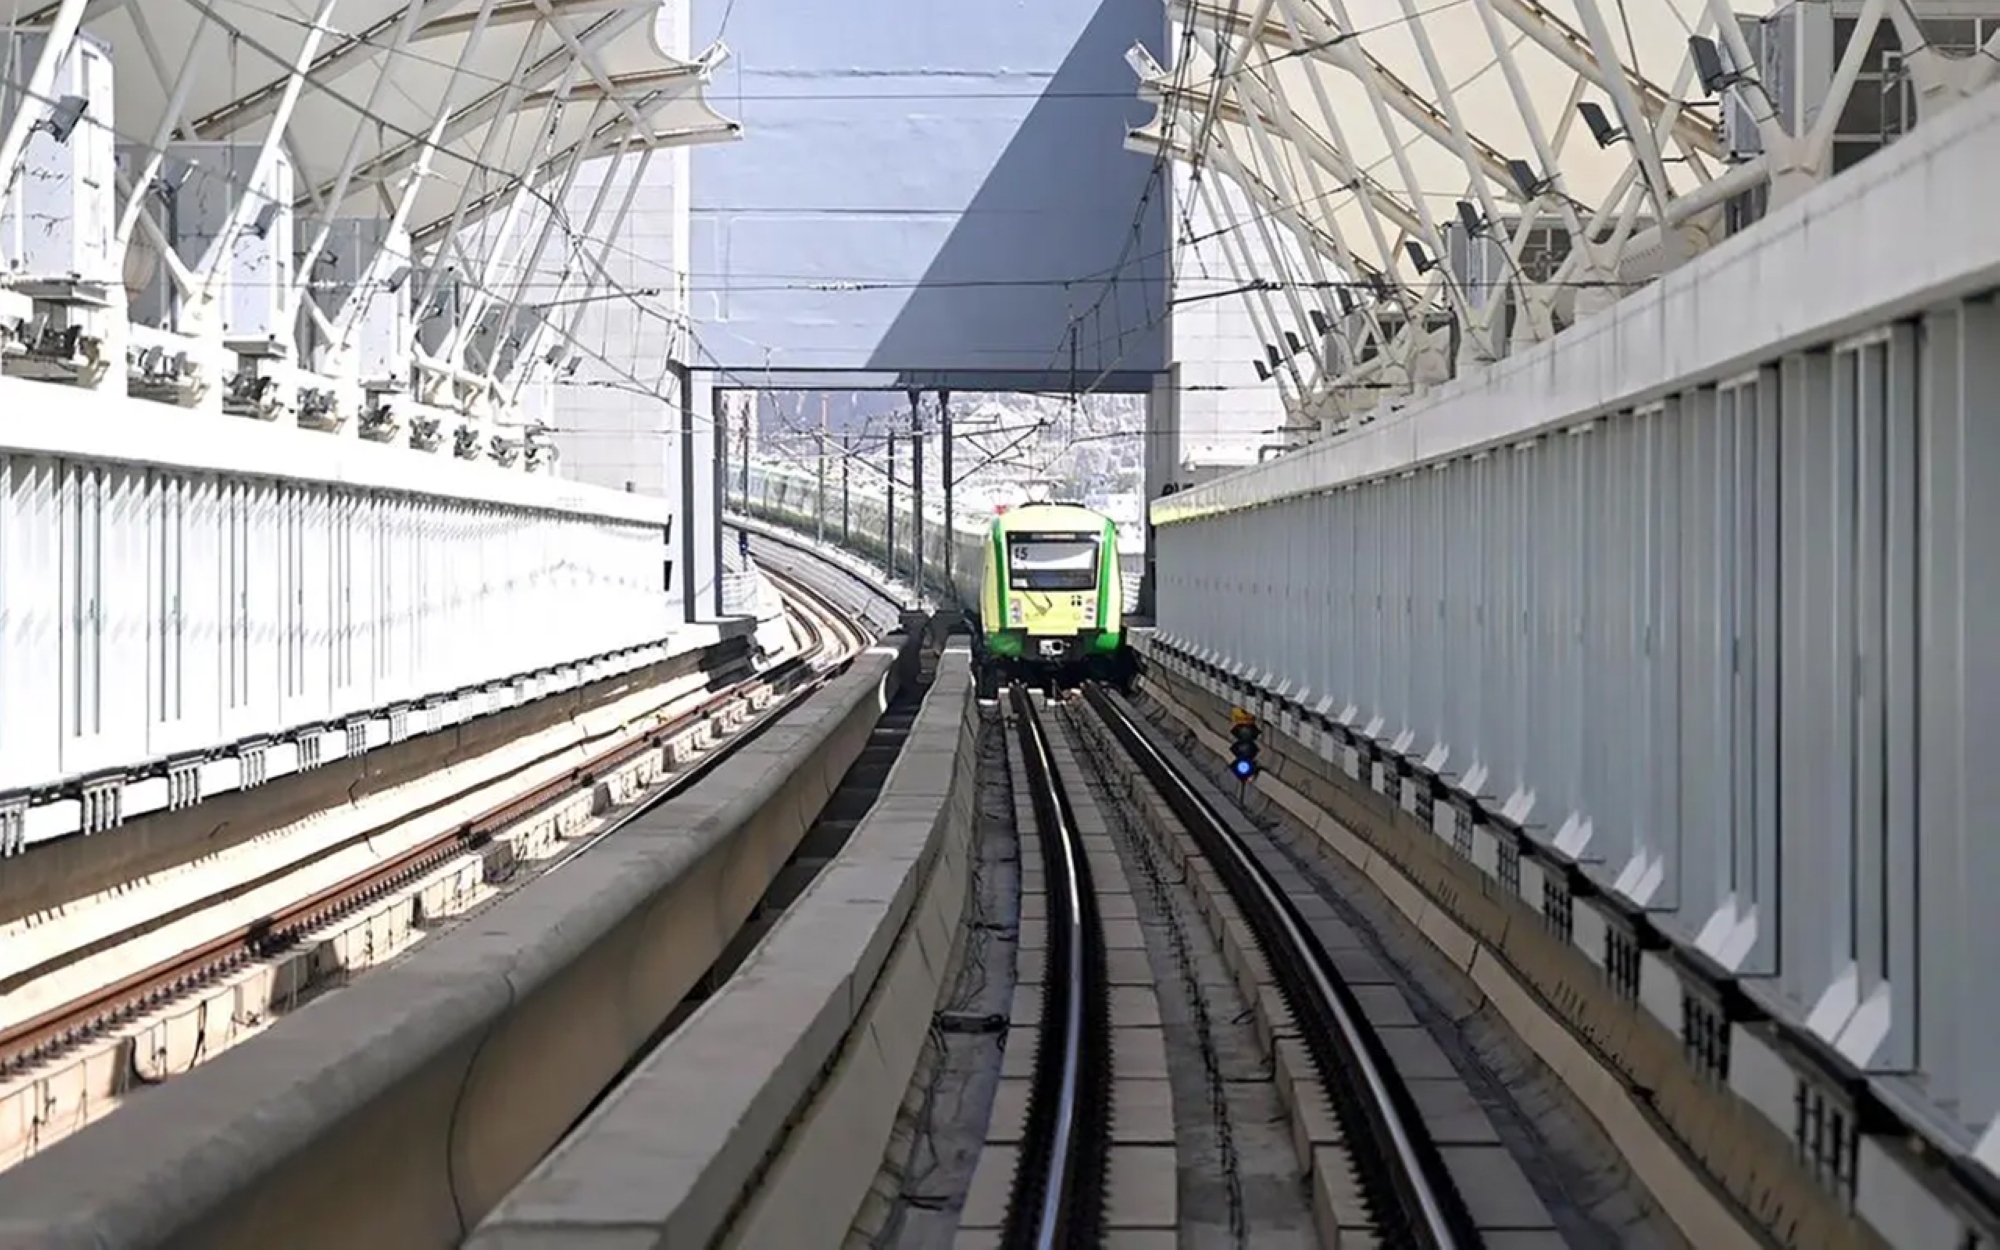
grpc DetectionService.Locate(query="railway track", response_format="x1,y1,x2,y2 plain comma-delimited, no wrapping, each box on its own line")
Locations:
1001,685,1113,1249
990,681,1480,1247
0,572,876,1167
1083,683,1480,1247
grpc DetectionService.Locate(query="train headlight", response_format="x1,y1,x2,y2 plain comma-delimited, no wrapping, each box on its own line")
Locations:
1009,597,1024,625
1081,598,1097,625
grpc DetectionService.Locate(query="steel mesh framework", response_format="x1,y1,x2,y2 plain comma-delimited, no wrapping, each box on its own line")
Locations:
1127,0,2000,439
1,0,739,442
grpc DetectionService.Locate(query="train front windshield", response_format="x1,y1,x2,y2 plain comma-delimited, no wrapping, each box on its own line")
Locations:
1008,535,1099,591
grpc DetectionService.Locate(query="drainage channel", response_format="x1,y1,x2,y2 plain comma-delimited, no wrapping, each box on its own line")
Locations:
560,658,938,1138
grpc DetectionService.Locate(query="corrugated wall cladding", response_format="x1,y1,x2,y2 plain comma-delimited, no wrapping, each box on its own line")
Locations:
1151,297,2000,1153
0,456,671,794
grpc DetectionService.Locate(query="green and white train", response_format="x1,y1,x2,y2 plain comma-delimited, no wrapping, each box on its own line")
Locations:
965,502,1134,693
733,463,1137,693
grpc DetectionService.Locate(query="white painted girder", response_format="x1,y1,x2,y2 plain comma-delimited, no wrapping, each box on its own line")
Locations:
1130,80,1455,422
65,0,737,236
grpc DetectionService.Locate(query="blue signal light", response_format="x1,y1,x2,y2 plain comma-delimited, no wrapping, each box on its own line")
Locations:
1229,714,1260,781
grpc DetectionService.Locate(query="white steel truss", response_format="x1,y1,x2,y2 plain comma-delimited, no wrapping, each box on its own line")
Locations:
0,0,738,466
1129,0,2000,437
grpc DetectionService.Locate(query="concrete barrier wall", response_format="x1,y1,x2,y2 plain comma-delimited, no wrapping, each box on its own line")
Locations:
467,649,980,1248
1,629,753,924
0,633,928,1250
728,513,917,633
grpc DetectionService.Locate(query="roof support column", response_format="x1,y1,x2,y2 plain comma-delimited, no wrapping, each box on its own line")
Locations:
112,10,212,298
1197,134,1418,405
1188,29,1347,375
1206,130,1331,396
1385,0,1518,358
1192,172,1304,407
193,0,342,299
478,96,615,390
505,141,654,404
1564,0,1680,262
1195,83,1332,383
329,106,463,349
1257,0,1409,287
1185,0,1274,159
1150,73,1400,362
0,0,90,201
193,0,338,300
1462,0,1604,279
287,0,444,324
1265,0,1472,338
428,108,570,376
409,18,561,335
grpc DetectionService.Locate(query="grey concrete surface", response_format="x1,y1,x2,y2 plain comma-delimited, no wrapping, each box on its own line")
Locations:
1061,700,1323,1250
466,654,980,1249
853,705,1021,1250
0,640,921,1250
730,515,916,634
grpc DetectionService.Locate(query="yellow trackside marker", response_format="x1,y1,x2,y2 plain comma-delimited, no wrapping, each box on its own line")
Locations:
1230,706,1255,728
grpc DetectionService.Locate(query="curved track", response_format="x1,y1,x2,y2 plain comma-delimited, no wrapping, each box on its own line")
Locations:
992,680,1480,1247
0,575,879,1167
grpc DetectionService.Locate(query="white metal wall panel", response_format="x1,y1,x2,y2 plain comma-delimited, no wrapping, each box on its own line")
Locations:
1147,289,2000,1198
1916,300,2000,1130
147,470,191,757
0,458,58,793
59,461,109,775
2,462,673,804
250,480,283,742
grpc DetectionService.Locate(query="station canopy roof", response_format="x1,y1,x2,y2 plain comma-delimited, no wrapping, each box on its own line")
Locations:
41,0,739,244
1127,0,1744,284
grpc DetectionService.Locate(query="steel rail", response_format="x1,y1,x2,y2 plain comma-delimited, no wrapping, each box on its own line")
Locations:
1001,686,1112,1250
1083,682,1481,1248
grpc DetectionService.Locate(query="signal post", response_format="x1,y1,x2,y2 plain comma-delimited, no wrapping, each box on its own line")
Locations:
1229,708,1260,796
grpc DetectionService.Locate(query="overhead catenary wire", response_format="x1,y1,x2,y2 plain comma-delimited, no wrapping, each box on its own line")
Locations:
0,0,1679,472
0,0,1694,538
9,0,1693,330
65,0,1622,335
